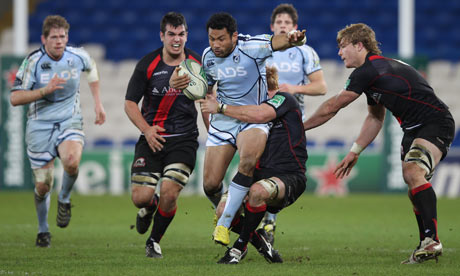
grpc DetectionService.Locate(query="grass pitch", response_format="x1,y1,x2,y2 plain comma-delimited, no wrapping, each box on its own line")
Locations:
0,192,459,275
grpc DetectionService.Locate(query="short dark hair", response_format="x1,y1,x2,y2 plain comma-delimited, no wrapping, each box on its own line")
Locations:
42,15,70,38
206,12,237,35
271,3,298,25
160,12,187,33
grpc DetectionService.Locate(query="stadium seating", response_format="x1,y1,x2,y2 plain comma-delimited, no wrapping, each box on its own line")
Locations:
1,0,459,150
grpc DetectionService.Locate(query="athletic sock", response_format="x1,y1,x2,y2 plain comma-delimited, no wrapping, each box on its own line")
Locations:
146,194,159,214
230,215,245,235
59,171,78,203
408,191,425,243
150,205,176,243
411,183,438,241
265,212,277,222
34,190,50,233
217,172,252,228
204,183,224,208
233,202,266,251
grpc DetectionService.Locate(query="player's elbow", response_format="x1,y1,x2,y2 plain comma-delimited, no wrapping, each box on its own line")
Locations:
10,93,21,106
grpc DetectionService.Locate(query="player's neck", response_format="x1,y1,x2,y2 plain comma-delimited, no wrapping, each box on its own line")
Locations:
162,48,186,66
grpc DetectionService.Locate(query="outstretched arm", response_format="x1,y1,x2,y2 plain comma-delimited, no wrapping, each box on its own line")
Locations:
271,30,306,51
279,70,327,96
334,103,386,179
303,89,359,131
198,94,276,123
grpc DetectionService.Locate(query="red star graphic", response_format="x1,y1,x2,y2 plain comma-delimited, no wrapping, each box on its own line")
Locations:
309,154,356,196
3,66,19,88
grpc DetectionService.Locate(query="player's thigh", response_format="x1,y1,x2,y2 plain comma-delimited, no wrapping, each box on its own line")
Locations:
236,128,267,161
203,144,236,187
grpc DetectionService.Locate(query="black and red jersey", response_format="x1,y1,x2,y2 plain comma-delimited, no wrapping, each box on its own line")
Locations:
346,53,452,130
256,92,308,177
125,47,201,135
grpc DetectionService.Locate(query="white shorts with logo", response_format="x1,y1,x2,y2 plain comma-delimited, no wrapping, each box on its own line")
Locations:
26,116,85,169
206,113,270,147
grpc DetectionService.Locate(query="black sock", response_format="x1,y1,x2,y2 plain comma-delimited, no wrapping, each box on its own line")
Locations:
230,215,245,235
150,206,176,243
411,183,438,241
233,202,266,251
408,191,425,243
146,194,159,213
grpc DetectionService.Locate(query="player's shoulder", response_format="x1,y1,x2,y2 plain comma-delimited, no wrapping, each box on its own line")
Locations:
136,47,163,69
237,34,272,46
266,92,298,109
25,46,45,62
202,47,215,65
65,45,91,60
185,48,202,65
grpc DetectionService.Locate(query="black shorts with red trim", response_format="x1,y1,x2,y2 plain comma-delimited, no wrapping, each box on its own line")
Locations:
401,115,455,161
131,131,199,180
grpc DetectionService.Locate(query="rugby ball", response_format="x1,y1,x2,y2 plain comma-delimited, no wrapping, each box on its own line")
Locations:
178,59,208,100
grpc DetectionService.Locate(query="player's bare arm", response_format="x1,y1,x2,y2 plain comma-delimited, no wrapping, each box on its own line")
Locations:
10,75,66,106
279,69,327,96
124,100,166,152
88,81,106,125
303,89,359,130
271,29,306,51
198,94,276,123
334,103,385,179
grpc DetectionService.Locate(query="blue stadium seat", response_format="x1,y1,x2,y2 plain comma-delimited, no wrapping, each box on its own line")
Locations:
93,137,114,148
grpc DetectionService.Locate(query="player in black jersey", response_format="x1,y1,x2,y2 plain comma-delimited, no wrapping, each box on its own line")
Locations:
199,67,307,264
303,23,455,264
124,12,205,259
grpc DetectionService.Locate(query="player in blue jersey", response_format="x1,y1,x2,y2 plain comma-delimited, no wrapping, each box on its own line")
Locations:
201,12,305,246
261,3,328,245
10,15,106,248
199,66,307,264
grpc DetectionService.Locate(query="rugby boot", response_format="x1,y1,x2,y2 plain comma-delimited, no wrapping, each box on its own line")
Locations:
56,201,71,228
217,247,247,264
213,225,230,246
145,238,163,258
36,232,51,248
414,237,442,263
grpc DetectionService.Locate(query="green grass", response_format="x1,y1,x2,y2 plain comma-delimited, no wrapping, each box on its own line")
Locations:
0,192,459,275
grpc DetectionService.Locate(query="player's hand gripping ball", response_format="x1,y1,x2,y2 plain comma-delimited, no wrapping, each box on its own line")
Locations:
178,59,208,100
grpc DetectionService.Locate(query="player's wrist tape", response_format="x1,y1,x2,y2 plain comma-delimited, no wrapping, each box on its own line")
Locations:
288,30,307,46
217,103,227,114
39,88,46,97
350,142,364,155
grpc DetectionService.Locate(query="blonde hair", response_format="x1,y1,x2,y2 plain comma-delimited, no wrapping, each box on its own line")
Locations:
42,15,70,38
266,66,279,91
337,23,381,55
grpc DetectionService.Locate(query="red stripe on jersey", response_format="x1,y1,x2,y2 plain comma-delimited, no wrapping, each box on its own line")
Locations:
152,88,180,133
147,55,162,80
188,54,201,65
369,55,385,61
411,183,432,196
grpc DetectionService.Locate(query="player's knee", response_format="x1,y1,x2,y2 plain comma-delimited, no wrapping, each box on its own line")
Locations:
131,186,155,208
61,154,80,175
33,168,54,196
162,163,191,187
250,179,279,203
404,143,435,181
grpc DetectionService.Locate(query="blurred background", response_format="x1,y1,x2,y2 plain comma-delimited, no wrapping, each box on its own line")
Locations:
1,0,459,197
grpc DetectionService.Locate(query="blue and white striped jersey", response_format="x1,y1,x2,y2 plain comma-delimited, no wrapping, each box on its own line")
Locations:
266,45,321,118
202,34,273,106
12,45,93,122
